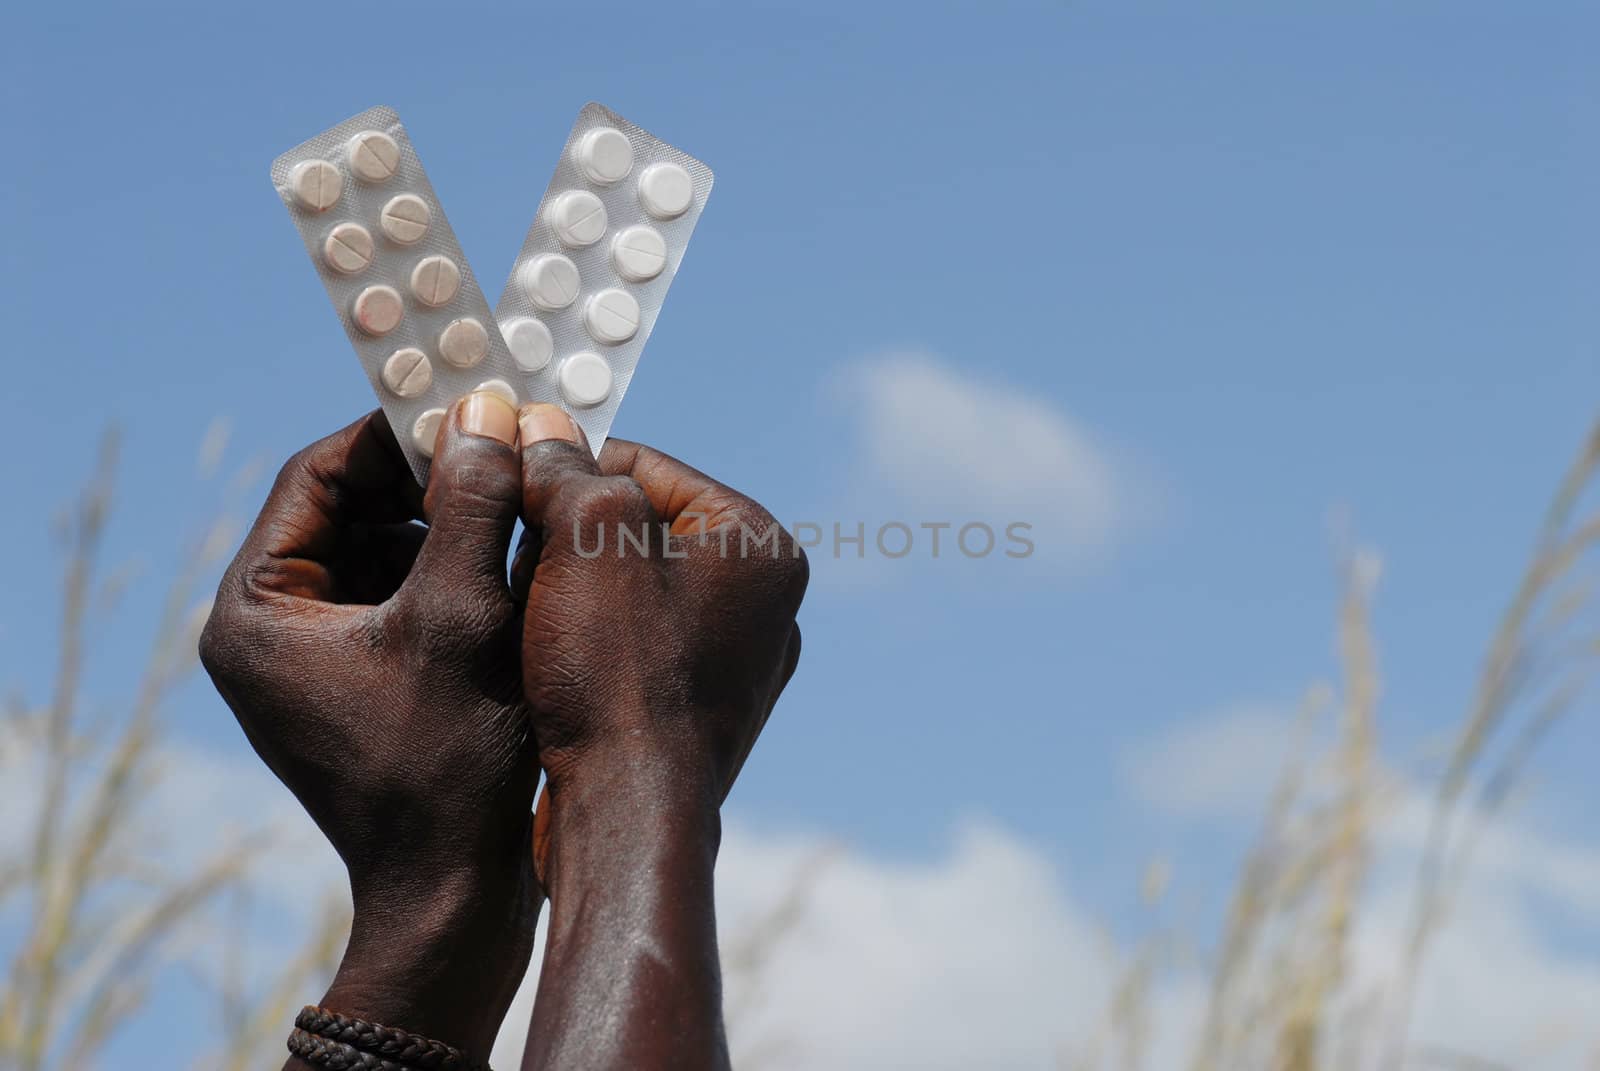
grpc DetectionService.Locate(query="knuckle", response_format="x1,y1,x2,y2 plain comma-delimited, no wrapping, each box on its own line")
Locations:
761,541,809,610
270,449,313,500
433,594,504,644
426,461,518,523
195,607,231,678
395,582,509,652
723,500,807,607
196,585,258,682
785,543,811,600
722,496,778,540
552,476,653,530
723,501,792,556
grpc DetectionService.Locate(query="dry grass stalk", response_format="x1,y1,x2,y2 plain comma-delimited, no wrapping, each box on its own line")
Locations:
1273,549,1379,1071
0,431,241,1069
1103,937,1160,1071
1382,422,1600,1069
1174,420,1600,1071
1062,859,1191,1071
0,425,347,1070
203,894,352,1071
1188,684,1329,1071
1141,420,1600,1071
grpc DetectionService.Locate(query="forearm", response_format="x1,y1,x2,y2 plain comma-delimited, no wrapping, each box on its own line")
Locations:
284,863,542,1071
523,749,727,1071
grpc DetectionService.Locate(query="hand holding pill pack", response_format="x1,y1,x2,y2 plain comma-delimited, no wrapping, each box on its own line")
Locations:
270,104,712,482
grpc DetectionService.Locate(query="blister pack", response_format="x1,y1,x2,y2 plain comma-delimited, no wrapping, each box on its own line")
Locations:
270,106,525,482
492,102,714,454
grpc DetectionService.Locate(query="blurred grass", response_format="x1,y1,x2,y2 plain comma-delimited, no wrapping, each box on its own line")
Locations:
1064,418,1600,1071
0,424,337,1071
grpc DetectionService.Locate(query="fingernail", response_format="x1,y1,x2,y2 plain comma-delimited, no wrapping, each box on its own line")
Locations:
458,391,519,446
519,403,583,446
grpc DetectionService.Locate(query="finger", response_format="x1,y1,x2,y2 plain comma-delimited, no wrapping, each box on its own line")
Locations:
401,391,522,606
597,438,758,533
231,410,422,601
516,403,602,531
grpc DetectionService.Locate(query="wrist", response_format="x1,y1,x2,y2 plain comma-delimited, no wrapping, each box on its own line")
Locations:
545,743,721,858
321,859,539,1060
526,751,729,1071
538,740,723,913
541,700,727,803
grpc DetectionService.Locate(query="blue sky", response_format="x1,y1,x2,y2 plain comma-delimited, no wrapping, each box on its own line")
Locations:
4,2,1600,1067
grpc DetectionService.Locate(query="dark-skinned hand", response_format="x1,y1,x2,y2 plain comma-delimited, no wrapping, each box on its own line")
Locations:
510,404,807,1071
199,394,534,1063
202,392,808,1071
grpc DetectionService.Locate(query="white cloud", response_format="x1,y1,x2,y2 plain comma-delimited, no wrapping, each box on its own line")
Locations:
715,822,1117,1069
837,351,1148,566
494,821,1164,1070
1349,879,1600,1070
1121,702,1307,818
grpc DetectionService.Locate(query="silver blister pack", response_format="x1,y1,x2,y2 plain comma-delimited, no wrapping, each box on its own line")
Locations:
271,105,525,483
493,102,714,455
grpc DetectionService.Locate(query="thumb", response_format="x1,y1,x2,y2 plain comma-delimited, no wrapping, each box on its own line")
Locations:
517,403,657,561
517,402,602,531
403,390,523,607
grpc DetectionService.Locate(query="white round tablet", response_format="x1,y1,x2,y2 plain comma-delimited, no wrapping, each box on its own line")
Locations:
576,127,633,185
347,130,400,183
380,194,430,244
322,221,374,275
520,253,580,311
611,224,667,283
412,408,446,459
475,378,519,408
502,317,554,373
410,255,461,307
438,317,488,369
558,352,613,408
638,162,692,219
351,285,404,336
549,190,608,248
583,288,640,345
290,159,342,212
382,347,433,398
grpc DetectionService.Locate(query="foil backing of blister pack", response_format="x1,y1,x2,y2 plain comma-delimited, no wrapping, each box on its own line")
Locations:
271,105,524,483
493,102,714,455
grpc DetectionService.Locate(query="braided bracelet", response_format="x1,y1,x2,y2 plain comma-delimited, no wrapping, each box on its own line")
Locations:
288,1029,413,1071
290,1006,492,1071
